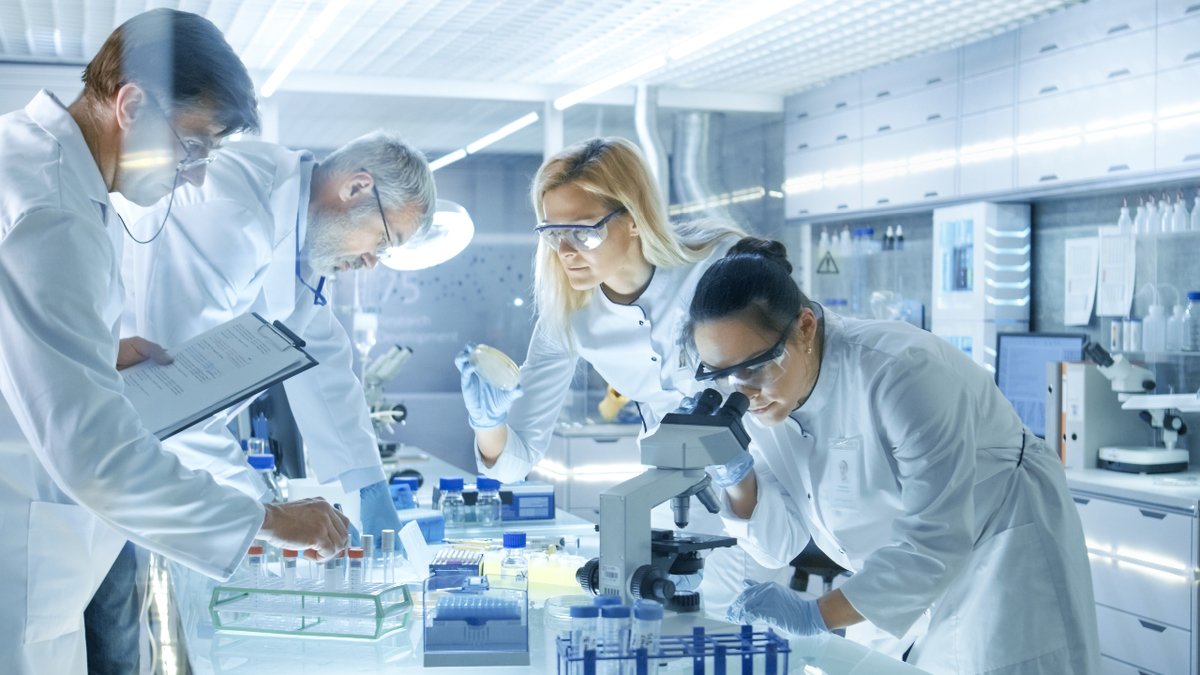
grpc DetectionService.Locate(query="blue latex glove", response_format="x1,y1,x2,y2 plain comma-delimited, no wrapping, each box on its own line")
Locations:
360,481,401,551
454,345,524,429
726,582,828,638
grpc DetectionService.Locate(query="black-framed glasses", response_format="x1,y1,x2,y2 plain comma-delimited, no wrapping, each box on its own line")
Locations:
695,316,797,393
370,176,396,258
534,207,624,251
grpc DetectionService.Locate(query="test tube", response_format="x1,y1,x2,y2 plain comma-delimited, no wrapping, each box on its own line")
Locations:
380,529,395,584
361,533,374,583
600,605,631,675
246,544,264,586
323,556,341,592
569,605,600,675
305,548,319,582
347,547,365,589
631,600,663,672
281,548,298,588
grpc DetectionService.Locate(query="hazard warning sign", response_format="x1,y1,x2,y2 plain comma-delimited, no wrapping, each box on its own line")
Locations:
816,251,839,274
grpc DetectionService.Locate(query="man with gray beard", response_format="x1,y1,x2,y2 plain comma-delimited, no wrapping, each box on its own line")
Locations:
102,132,437,662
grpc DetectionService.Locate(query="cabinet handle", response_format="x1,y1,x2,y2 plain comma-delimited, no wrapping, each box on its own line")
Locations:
835,101,848,109
1185,153,1200,162
1072,496,1090,505
877,125,892,133
1107,23,1130,35
836,134,848,142
876,90,890,98
876,198,890,205
924,191,939,198
1186,51,1200,62
1137,619,1167,633
1107,68,1131,79
836,204,849,210
797,143,809,150
926,77,942,86
592,438,620,444
1039,174,1058,182
1138,508,1167,520
1039,85,1059,95
796,112,809,120
1107,164,1130,173
1039,43,1058,54
1188,3,1200,14
926,113,942,122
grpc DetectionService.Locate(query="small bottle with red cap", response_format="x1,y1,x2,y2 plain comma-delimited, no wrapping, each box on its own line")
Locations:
347,547,365,589
281,548,298,588
246,543,265,586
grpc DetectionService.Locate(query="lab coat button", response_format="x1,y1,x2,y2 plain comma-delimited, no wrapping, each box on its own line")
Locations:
838,548,846,555
650,356,658,362
639,320,646,326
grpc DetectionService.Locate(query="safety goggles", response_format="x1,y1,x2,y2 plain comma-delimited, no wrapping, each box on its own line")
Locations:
694,317,795,395
147,95,220,171
534,207,624,251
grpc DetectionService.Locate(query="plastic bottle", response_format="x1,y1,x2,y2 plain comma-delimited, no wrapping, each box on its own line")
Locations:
1167,305,1185,351
248,454,286,503
1133,197,1147,235
1142,303,1166,353
500,531,528,585
439,477,466,528
1173,193,1190,233
281,548,298,588
475,477,502,527
1117,198,1133,234
1160,194,1173,233
895,224,905,250
347,547,365,589
884,225,895,251
1125,318,1142,353
1144,196,1158,235
1184,292,1200,351
246,544,264,586
1191,194,1200,232
630,600,664,664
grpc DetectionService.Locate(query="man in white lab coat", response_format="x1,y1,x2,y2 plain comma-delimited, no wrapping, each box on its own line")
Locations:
0,10,350,675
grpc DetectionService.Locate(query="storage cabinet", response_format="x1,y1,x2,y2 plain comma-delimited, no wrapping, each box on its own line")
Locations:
1067,470,1200,675
543,427,640,522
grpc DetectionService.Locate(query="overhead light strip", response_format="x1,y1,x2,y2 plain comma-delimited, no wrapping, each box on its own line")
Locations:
429,113,541,172
261,0,349,98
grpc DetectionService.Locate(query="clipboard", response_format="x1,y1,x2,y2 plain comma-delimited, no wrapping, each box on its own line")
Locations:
120,312,319,440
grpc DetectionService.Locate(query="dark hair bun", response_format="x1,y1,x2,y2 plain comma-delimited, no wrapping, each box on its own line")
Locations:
727,237,792,274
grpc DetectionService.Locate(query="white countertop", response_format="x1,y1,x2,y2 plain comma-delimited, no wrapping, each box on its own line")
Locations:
553,422,642,438
1064,468,1200,513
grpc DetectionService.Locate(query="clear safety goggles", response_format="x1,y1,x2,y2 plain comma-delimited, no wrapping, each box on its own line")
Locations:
534,208,624,251
694,318,795,395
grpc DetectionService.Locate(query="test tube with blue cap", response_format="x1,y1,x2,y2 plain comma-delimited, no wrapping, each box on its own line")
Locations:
569,605,600,675
599,604,631,675
630,600,663,671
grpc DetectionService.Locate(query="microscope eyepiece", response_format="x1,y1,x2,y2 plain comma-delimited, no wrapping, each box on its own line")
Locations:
720,392,750,418
690,388,724,416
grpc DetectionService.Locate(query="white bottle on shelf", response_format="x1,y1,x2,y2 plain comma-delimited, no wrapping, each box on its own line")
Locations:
1173,194,1190,233
1184,292,1200,351
1158,194,1172,234
1191,194,1200,232
1133,197,1147,235
1143,196,1157,235
1142,303,1167,353
1117,199,1133,234
1167,305,1185,351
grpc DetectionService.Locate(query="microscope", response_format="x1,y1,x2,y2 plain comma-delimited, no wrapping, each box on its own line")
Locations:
363,344,412,456
577,389,748,607
1085,342,1191,473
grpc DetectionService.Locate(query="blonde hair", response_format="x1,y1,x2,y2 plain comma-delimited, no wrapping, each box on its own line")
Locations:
531,137,743,344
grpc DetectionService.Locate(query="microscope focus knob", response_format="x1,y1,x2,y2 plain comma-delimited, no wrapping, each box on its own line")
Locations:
630,565,676,603
576,558,601,595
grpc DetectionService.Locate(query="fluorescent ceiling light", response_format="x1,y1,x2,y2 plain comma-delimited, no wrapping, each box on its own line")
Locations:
429,148,467,172
554,55,668,111
261,0,349,98
668,0,808,61
465,112,540,154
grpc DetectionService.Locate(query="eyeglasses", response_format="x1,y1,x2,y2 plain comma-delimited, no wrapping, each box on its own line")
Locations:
146,96,218,171
370,178,396,259
534,208,624,251
695,317,797,395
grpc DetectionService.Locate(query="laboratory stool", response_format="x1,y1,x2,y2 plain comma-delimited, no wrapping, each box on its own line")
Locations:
790,540,846,595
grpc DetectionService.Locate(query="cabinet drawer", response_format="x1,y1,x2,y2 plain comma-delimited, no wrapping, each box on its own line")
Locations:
861,84,957,136
960,106,1015,196
1090,550,1193,631
1073,494,1194,566
787,108,861,151
565,436,639,465
1157,13,1200,69
860,51,957,103
1099,654,1165,675
1018,30,1155,102
1156,120,1200,170
963,68,1014,115
1156,61,1200,121
1159,0,1200,25
787,76,861,121
1019,0,1155,61
963,32,1015,78
1096,604,1191,675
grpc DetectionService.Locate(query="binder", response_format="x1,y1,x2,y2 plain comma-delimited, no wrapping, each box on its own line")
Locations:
120,312,319,440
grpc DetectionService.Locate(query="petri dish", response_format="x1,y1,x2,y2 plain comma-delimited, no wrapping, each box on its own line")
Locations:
470,344,520,391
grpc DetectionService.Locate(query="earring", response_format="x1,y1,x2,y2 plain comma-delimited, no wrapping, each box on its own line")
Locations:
807,345,813,355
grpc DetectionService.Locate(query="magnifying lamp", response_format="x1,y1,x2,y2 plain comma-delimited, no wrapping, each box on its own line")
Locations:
380,199,474,271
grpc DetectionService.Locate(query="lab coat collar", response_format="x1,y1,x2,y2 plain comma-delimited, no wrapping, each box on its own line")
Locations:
591,264,659,315
794,303,840,415
26,90,109,210
294,157,315,254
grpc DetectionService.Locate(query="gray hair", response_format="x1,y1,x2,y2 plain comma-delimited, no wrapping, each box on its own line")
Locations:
318,130,437,234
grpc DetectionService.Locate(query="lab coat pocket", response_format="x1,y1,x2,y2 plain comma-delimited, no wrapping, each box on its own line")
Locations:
25,501,99,644
951,522,1069,673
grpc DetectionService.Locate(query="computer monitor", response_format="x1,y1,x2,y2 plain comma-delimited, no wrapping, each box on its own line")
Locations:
995,332,1086,439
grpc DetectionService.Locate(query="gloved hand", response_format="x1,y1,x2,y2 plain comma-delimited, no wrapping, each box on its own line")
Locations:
454,345,524,429
706,450,755,489
726,582,828,638
360,480,401,551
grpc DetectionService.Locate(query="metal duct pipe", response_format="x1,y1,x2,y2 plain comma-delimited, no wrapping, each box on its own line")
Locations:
634,84,669,201
671,111,728,218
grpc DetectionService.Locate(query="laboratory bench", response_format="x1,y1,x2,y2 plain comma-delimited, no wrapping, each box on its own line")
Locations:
166,448,928,674
1064,468,1200,675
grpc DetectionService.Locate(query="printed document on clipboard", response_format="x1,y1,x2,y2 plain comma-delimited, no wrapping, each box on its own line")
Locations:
120,313,318,440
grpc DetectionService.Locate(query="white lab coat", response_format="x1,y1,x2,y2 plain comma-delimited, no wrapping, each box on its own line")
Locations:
0,92,265,674
479,238,736,482
721,308,1100,674
118,141,387,497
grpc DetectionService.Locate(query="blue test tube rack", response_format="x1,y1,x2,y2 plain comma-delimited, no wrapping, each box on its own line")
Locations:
557,625,789,675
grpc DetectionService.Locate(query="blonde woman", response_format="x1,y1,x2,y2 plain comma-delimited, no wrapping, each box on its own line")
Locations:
456,136,744,481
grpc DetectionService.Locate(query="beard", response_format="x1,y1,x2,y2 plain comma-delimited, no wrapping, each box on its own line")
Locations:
305,201,375,274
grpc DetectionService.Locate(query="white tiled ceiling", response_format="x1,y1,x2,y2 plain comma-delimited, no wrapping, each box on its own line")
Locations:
0,0,1078,153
